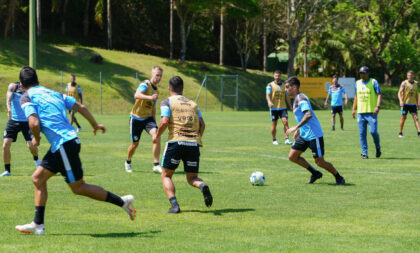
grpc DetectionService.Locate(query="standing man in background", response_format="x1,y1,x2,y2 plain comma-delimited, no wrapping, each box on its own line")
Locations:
397,70,420,137
66,74,83,132
125,66,163,174
324,75,348,131
1,81,40,177
352,66,382,159
266,70,293,145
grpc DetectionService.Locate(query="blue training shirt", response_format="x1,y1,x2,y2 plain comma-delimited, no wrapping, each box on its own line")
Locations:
328,84,346,106
20,85,78,153
10,82,28,122
293,93,323,141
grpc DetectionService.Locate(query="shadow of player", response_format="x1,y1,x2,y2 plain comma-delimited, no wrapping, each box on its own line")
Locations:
182,208,255,216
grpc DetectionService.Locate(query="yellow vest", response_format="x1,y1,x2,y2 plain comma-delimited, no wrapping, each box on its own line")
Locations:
269,81,286,108
356,78,378,114
401,80,418,104
131,80,159,119
167,95,202,145
66,83,80,101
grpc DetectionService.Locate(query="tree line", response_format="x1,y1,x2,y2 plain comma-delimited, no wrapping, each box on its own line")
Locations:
1,0,418,85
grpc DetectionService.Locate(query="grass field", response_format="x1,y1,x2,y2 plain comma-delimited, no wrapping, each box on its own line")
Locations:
1,110,420,252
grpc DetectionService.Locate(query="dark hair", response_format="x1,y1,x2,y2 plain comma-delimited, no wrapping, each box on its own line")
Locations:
19,66,39,88
70,74,76,78
274,70,281,74
169,76,184,93
285,76,300,88
407,70,414,74
332,74,338,78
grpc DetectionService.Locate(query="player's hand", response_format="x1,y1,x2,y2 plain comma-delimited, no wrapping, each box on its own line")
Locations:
7,109,11,119
32,137,40,147
268,102,273,108
352,110,356,119
151,94,159,100
373,107,380,115
286,126,297,136
399,102,404,107
323,102,328,108
93,124,106,135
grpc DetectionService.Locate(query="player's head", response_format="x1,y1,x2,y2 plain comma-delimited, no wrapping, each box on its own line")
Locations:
169,76,184,94
70,74,76,83
407,70,414,81
284,76,300,96
273,70,281,81
332,74,338,85
19,66,39,89
151,66,163,85
359,66,369,80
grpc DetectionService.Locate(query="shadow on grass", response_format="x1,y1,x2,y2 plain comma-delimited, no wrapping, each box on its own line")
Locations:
182,208,255,216
50,230,161,238
321,183,356,186
380,157,417,160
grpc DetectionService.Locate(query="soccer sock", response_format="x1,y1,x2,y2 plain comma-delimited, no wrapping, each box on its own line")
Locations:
273,138,277,141
34,206,45,225
169,196,179,207
5,164,10,173
153,162,159,166
334,172,342,180
126,160,131,164
199,183,206,192
76,122,81,128
105,191,124,207
33,156,38,161
306,164,318,175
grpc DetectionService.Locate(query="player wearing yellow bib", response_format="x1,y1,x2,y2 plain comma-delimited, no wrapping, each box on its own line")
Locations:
266,70,293,145
125,66,163,174
65,74,83,132
352,66,382,159
153,76,212,213
397,70,420,137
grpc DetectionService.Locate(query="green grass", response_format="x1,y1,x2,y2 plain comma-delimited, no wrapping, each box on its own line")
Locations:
1,110,420,252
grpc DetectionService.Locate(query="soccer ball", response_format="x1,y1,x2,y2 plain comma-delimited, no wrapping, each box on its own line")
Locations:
250,171,265,186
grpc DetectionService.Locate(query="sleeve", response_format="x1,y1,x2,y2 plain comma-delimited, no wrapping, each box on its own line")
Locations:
78,86,82,94
160,99,170,118
266,84,272,94
197,107,203,118
20,93,37,118
342,87,346,93
63,94,77,110
373,79,381,94
298,95,311,112
328,88,332,95
137,82,148,93
354,83,357,94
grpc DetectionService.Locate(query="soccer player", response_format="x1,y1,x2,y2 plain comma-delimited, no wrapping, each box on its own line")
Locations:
153,76,212,213
1,82,40,177
324,75,348,130
65,74,83,132
266,70,293,145
397,70,420,137
15,67,136,235
352,66,382,159
284,77,345,185
125,66,162,174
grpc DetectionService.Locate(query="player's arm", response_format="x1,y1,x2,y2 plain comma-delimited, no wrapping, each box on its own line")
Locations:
134,90,158,101
71,102,106,135
344,92,348,105
154,116,169,142
373,93,382,115
352,93,357,119
324,93,330,108
286,93,292,110
79,89,83,104
152,104,156,121
28,114,41,146
266,93,273,108
417,90,419,109
6,83,15,119
286,110,312,136
293,128,300,140
397,83,404,107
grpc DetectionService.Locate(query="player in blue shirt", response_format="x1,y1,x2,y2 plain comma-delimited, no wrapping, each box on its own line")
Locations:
324,75,348,130
285,77,345,185
15,67,136,235
1,82,40,177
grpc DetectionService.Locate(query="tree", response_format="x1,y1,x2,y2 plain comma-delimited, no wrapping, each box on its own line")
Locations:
83,0,90,37
37,0,41,40
4,0,18,39
107,0,112,49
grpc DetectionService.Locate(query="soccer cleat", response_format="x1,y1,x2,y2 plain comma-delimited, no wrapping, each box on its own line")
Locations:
153,165,162,173
336,177,346,185
167,205,181,214
341,127,344,131
272,140,279,145
76,127,83,133
361,154,368,159
15,221,45,235
398,132,403,138
125,161,132,173
122,195,136,220
0,171,11,177
376,148,381,158
308,171,323,184
201,184,213,207
284,139,293,145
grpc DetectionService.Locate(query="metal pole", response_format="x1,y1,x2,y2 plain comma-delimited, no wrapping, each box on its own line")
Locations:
205,74,207,112
220,77,223,112
60,71,63,93
235,75,239,111
100,72,102,114
29,0,36,68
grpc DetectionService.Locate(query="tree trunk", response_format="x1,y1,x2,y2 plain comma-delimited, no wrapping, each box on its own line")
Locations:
287,39,298,77
4,0,18,39
303,32,309,77
36,0,41,41
179,18,187,64
83,0,90,37
219,3,224,66
170,0,173,59
263,15,267,72
61,0,69,35
107,0,112,49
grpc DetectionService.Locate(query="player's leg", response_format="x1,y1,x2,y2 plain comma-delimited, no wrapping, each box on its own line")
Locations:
339,107,344,130
125,118,142,173
281,111,292,144
72,113,82,130
147,119,162,173
331,112,336,131
367,114,381,158
70,110,75,125
1,138,13,177
399,106,407,137
271,119,278,145
357,114,368,158
161,142,181,213
409,109,420,136
289,137,322,183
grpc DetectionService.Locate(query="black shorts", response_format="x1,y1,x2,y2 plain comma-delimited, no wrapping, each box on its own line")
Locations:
130,116,157,142
3,120,33,142
40,138,83,183
270,109,288,121
331,106,343,115
291,136,325,158
401,104,417,115
162,142,200,173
